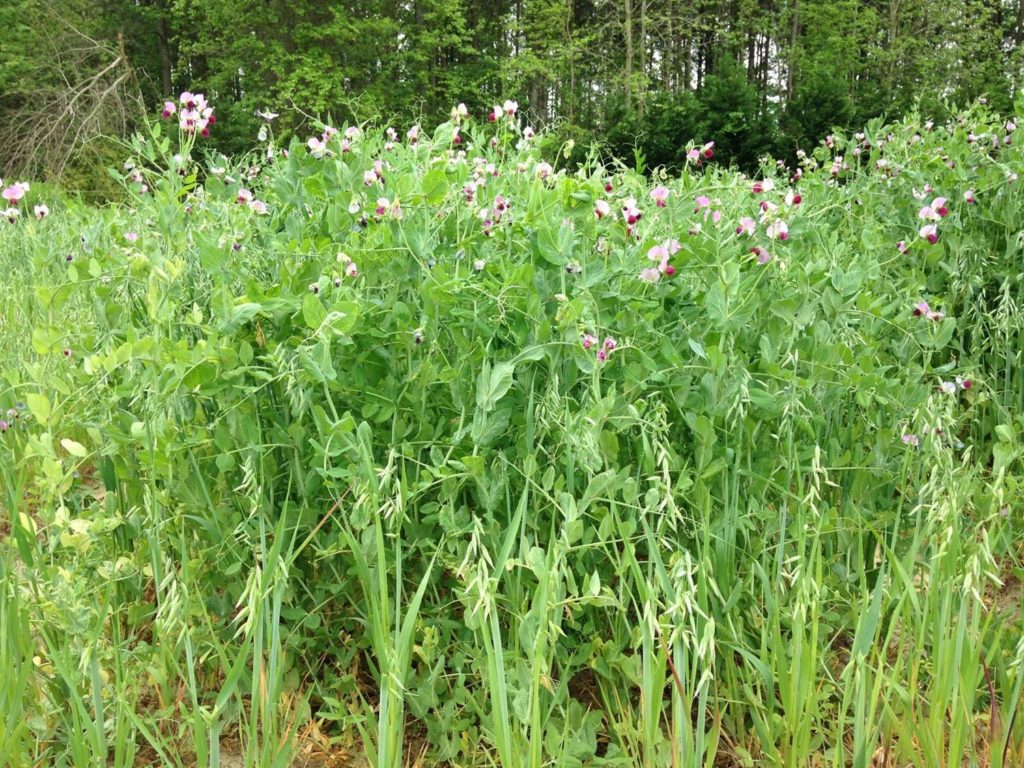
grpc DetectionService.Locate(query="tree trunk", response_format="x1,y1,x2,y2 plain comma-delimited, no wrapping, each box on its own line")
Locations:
156,5,173,95
624,0,633,110
787,0,799,100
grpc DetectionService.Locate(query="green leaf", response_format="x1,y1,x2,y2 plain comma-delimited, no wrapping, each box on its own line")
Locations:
60,438,88,457
421,170,448,205
476,360,516,413
25,393,51,425
302,293,327,330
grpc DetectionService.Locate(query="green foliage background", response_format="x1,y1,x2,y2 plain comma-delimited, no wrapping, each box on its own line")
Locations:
3,0,1024,191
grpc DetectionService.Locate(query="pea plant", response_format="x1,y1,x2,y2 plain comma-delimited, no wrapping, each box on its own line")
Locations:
1,95,1022,768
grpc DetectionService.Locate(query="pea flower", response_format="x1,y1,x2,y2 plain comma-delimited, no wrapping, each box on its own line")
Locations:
581,333,597,350
307,137,328,158
345,261,358,278
621,198,642,225
640,267,661,283
503,100,518,116
919,224,938,244
694,195,710,213
236,188,253,204
901,433,920,446
2,182,28,204
375,197,389,216
34,204,49,220
124,231,138,243
688,141,715,161
955,376,973,390
912,301,943,321
595,200,611,219
736,217,756,236
535,162,553,180
766,220,789,240
363,170,378,186
751,179,774,194
650,186,670,207
161,101,176,118
938,380,957,395
248,199,268,215
407,125,420,145
177,91,214,136
751,246,771,265
964,190,976,204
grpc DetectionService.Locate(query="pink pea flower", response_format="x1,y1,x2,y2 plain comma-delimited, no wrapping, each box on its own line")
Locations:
2,182,27,204
535,162,553,180
363,170,378,186
955,376,973,390
694,195,711,213
488,105,500,122
581,333,597,350
236,188,253,204
650,186,670,207
248,199,268,215
124,231,138,243
594,200,611,219
523,126,535,140
785,189,802,206
162,100,176,118
901,434,919,446
919,224,938,244
376,197,389,216
751,246,771,265
407,125,420,145
346,261,358,278
751,179,774,194
897,240,909,254
766,220,788,240
964,190,976,204
686,147,700,163
34,204,49,220
596,349,608,363
603,337,617,351
912,302,943,321
639,267,661,283
621,198,642,225
701,141,715,159
503,99,518,116
938,380,957,395
647,244,669,265
307,137,328,158
736,217,756,236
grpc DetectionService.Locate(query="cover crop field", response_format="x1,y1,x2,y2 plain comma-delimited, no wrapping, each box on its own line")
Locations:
1,98,1023,767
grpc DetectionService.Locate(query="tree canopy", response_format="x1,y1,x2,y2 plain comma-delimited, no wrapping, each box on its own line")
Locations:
3,0,1024,186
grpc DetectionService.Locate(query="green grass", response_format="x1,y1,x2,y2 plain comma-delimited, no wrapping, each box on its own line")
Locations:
0,102,1023,767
